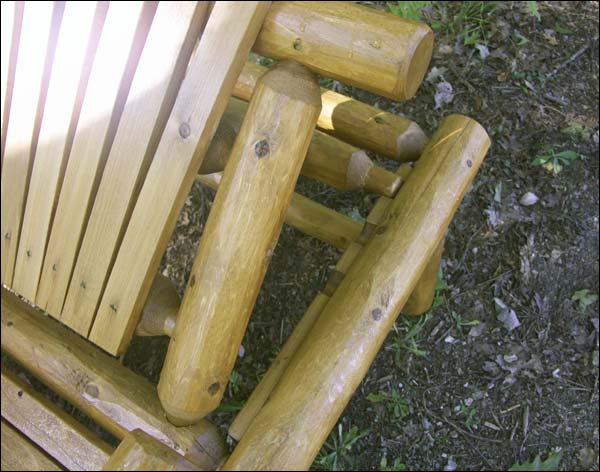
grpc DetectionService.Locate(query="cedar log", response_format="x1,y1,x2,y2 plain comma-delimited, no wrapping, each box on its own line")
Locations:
235,62,427,162
254,1,433,101
223,115,490,470
158,61,321,425
207,97,403,197
0,288,227,470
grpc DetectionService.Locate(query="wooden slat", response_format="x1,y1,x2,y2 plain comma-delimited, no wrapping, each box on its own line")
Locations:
0,1,56,286
1,1,22,162
12,2,100,302
60,2,209,336
102,429,199,471
36,1,149,316
1,367,113,471
1,418,63,471
1,287,228,471
89,1,271,355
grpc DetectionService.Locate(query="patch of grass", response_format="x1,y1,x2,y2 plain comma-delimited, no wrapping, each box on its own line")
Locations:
367,389,410,419
451,310,480,330
563,121,591,141
458,405,480,428
380,456,407,471
525,1,541,22
456,2,498,45
571,289,598,312
387,1,431,21
532,149,579,175
387,315,431,364
509,452,562,471
315,424,370,471
431,268,448,310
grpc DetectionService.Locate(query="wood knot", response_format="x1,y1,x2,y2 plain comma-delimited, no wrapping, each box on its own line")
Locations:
207,382,220,396
371,308,383,321
254,139,270,158
466,159,473,168
293,38,302,50
189,274,196,287
84,384,99,399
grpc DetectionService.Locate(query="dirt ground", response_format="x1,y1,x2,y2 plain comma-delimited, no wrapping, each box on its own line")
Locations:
123,2,600,471
5,1,597,471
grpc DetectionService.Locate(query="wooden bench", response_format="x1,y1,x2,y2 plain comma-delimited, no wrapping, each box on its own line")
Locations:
1,1,490,470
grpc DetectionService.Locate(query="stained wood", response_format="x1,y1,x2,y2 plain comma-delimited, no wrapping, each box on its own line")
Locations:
1,367,113,471
61,2,208,337
1,419,63,471
403,239,445,316
158,60,321,425
12,2,100,302
1,1,22,162
228,293,330,441
1,1,56,286
235,62,427,161
135,274,179,337
102,429,199,471
197,172,362,250
223,115,490,470
1,287,228,471
36,1,148,317
216,97,403,197
89,1,271,356
254,1,434,100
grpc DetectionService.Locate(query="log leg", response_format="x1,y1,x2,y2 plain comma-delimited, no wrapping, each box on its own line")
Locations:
157,60,321,425
222,115,490,470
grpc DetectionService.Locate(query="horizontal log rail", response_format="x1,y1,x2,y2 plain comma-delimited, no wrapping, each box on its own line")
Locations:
253,1,434,101
235,61,427,162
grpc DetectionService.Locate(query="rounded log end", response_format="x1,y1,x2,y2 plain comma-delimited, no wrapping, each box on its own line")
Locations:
259,59,321,108
365,165,403,198
395,122,428,162
396,26,435,100
158,380,222,427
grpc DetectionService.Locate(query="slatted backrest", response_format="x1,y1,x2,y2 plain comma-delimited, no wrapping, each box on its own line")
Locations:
1,1,269,356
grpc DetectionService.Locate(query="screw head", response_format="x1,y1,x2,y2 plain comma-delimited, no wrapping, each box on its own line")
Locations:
179,122,191,139
110,303,118,313
26,250,32,257
4,232,10,240
254,139,270,158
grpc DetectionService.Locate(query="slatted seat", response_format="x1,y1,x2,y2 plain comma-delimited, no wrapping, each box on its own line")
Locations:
1,1,490,470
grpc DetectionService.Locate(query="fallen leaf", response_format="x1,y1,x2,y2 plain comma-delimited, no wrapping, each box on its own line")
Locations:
495,298,521,331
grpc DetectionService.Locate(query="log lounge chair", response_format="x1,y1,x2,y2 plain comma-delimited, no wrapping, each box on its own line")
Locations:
0,1,490,470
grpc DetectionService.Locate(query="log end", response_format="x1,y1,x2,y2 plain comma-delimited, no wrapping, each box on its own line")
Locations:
395,122,428,162
259,59,321,107
396,26,435,100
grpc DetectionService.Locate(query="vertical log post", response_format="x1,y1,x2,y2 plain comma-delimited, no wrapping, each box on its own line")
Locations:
223,115,490,470
158,60,321,425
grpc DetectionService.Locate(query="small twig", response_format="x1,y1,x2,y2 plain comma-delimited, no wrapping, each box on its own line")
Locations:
548,35,599,77
421,400,504,444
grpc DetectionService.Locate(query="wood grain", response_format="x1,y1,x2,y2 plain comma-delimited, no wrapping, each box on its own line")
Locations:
102,429,199,471
223,115,490,470
254,1,434,100
1,287,227,470
1,419,63,471
89,1,271,356
12,2,99,301
235,62,427,161
36,1,147,317
1,367,113,471
61,2,208,337
158,60,321,425
1,1,56,286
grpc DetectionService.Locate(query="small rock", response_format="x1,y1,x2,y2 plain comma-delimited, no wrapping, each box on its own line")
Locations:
464,397,474,407
495,298,521,331
469,322,487,337
438,44,454,55
483,361,500,374
238,344,245,358
475,43,490,59
504,354,519,363
435,81,454,109
443,457,457,471
445,335,457,344
520,192,539,206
